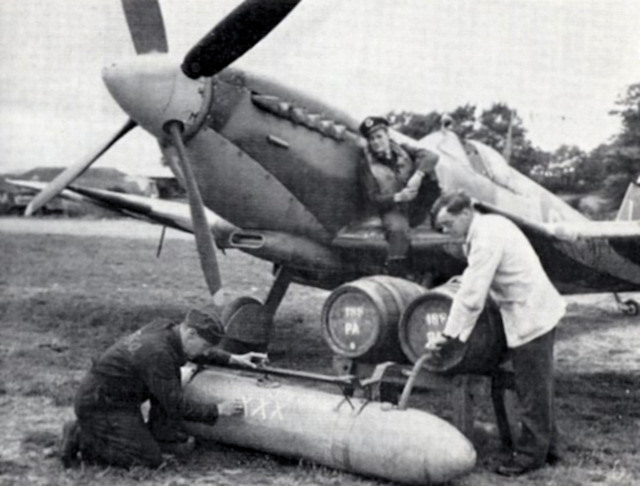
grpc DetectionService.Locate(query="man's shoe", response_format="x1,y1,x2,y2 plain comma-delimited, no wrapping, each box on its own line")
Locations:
60,420,81,468
496,454,542,477
546,450,562,465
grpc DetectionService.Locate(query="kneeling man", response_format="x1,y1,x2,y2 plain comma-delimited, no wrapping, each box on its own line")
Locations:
61,306,265,468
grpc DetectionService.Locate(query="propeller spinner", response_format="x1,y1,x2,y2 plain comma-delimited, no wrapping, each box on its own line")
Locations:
27,0,303,295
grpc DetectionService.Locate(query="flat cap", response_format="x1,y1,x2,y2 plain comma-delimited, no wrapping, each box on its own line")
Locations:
185,305,225,344
359,116,389,138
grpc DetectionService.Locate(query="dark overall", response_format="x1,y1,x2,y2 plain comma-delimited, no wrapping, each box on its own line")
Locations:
73,320,229,468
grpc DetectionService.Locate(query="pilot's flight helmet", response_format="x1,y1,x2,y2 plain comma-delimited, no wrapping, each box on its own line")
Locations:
359,116,389,138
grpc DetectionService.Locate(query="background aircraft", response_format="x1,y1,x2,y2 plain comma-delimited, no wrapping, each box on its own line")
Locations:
16,0,640,356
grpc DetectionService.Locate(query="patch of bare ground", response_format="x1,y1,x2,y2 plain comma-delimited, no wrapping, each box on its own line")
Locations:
1,219,638,485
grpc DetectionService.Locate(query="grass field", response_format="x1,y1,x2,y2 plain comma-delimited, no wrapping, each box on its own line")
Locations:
0,218,639,485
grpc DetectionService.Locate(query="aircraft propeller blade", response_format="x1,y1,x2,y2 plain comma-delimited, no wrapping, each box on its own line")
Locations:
181,0,301,79
166,122,222,295
121,0,169,54
25,119,137,216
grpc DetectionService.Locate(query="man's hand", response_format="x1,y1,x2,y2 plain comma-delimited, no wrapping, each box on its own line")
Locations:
424,333,450,351
407,169,425,189
394,169,425,203
217,399,244,417
393,188,418,203
230,352,268,369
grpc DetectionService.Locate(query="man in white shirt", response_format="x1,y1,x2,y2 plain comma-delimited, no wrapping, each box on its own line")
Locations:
428,191,565,476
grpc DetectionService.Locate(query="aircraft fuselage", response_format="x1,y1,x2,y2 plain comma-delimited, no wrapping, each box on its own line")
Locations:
102,55,640,294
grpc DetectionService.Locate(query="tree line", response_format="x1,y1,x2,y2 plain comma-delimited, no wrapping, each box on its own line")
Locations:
388,83,640,217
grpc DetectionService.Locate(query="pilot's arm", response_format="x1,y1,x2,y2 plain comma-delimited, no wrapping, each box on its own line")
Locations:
394,145,439,203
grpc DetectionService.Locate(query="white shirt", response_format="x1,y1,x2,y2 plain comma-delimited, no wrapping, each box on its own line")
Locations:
444,212,566,348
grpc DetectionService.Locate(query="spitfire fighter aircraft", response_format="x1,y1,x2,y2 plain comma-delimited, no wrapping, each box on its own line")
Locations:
16,0,640,355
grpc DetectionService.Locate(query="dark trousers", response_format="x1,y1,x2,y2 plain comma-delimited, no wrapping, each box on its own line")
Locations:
76,408,163,468
381,209,410,261
511,328,559,465
147,397,188,443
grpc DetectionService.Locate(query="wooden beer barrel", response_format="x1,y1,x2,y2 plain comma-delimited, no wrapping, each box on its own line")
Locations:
398,279,507,375
321,276,426,362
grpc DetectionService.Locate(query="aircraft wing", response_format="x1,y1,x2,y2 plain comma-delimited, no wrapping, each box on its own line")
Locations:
475,200,640,241
333,216,459,251
539,220,640,241
332,217,468,282
6,179,238,246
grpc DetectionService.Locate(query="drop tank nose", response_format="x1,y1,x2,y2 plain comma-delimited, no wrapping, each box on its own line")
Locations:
102,54,212,138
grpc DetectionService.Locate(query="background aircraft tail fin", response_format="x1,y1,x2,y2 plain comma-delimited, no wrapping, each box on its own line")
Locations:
616,177,640,221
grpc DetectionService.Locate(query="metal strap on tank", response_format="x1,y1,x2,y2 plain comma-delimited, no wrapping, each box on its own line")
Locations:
330,404,359,470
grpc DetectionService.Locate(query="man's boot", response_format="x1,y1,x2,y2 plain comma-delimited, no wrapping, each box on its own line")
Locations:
60,420,81,468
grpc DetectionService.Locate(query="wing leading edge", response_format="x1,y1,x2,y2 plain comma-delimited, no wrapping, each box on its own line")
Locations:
8,179,237,245
475,200,640,241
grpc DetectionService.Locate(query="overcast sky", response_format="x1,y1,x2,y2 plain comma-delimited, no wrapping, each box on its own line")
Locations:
1,0,639,175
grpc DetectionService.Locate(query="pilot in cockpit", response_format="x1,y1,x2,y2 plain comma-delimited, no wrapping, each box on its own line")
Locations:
358,116,439,275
